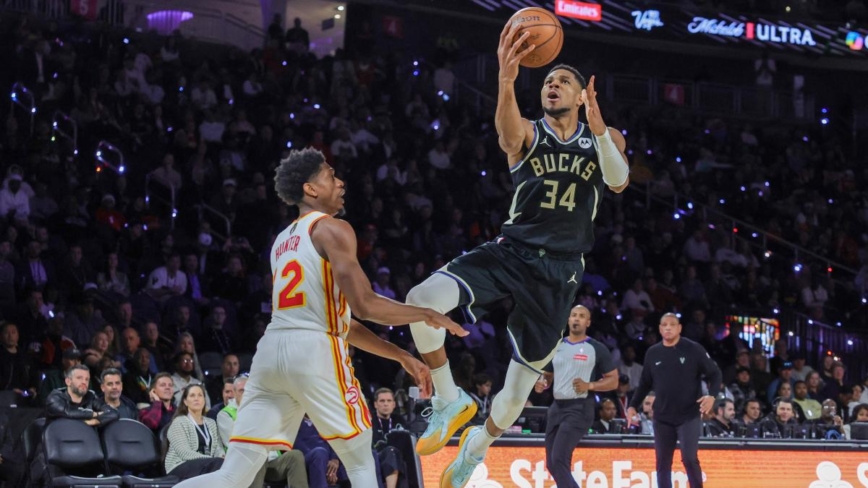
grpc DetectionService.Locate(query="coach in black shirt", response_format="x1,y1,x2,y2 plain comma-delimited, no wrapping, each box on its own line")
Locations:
628,313,721,488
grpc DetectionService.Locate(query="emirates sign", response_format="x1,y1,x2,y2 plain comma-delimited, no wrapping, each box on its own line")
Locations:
555,0,602,22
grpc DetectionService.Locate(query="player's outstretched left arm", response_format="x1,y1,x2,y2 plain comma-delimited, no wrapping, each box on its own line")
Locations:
346,319,433,398
582,75,630,193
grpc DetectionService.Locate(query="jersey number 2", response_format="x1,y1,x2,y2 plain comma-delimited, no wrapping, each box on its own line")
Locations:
540,180,576,212
277,260,306,309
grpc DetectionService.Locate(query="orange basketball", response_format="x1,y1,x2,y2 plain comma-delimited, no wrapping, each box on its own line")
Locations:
508,7,563,68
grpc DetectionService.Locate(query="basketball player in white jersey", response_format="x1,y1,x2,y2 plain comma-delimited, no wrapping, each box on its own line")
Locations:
176,148,466,488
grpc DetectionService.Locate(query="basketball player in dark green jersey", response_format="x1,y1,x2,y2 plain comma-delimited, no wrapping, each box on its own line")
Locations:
406,21,629,488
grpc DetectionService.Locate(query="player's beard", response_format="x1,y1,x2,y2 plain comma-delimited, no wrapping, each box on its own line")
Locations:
542,105,571,117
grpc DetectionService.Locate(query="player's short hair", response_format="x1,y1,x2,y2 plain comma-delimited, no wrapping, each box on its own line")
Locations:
274,148,326,205
547,64,587,89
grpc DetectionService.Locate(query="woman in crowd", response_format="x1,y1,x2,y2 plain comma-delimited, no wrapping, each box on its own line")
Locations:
177,332,205,382
164,384,224,479
96,252,130,297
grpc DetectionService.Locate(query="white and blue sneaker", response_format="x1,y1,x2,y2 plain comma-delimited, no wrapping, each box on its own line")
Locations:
415,388,478,456
440,426,485,488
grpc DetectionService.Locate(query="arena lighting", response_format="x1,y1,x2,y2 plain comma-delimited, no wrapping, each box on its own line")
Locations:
848,339,853,345
337,5,345,11
820,118,829,125
481,170,487,176
764,251,772,258
719,198,725,204
313,103,321,109
827,266,833,273
286,141,292,148
676,157,681,162
334,14,341,19
788,331,794,336
751,232,758,238
794,263,803,272
413,60,419,66
732,227,738,233
828,198,834,204
808,319,814,325
764,181,770,187
740,186,746,192
673,212,680,220
837,322,842,327
773,308,780,314
687,202,693,209
675,313,682,318
821,107,828,113
621,129,627,135
803,136,809,142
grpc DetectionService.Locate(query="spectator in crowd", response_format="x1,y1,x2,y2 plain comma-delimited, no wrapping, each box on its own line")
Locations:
82,330,118,372
0,322,34,399
94,367,137,420
372,267,395,299
821,362,847,401
636,392,655,435
64,295,104,348
617,344,643,391
468,373,493,423
790,353,814,382
742,399,762,426
200,306,234,355
729,366,757,414
767,361,795,405
140,372,176,434
172,351,210,408
207,377,236,421
122,347,155,405
760,398,799,438
371,388,407,488
148,252,188,303
206,353,240,404
177,333,206,382
294,415,351,488
815,399,844,436
96,252,130,297
705,399,736,437
592,398,619,434
38,347,82,404
118,326,157,373
608,375,633,420
45,364,118,426
793,380,823,421
15,287,50,345
215,375,245,451
806,371,823,400
844,404,868,440
165,384,224,480
142,321,171,372
750,353,774,400
16,241,54,292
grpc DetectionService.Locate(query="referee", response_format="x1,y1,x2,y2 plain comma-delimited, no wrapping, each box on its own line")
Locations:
627,313,721,488
536,305,618,488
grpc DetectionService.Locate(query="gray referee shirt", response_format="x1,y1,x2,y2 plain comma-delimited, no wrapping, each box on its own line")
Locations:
546,337,616,400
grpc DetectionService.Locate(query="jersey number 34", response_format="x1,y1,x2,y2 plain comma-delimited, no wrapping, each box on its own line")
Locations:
540,180,577,212
277,260,306,309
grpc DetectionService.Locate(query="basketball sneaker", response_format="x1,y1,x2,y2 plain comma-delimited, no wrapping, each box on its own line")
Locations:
415,388,477,456
439,426,485,488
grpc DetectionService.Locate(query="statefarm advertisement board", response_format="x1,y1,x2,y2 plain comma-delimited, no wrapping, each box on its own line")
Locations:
420,444,868,487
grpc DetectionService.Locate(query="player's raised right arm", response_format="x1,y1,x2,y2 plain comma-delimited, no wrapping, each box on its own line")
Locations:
312,218,467,336
495,22,534,160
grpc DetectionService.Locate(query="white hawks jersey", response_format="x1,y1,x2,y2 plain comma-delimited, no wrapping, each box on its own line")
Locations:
269,211,350,337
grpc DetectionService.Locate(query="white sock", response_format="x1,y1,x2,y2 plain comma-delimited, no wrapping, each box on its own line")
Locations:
431,362,459,403
465,425,498,461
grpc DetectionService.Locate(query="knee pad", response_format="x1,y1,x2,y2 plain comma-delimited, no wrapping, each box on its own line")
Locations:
407,273,459,354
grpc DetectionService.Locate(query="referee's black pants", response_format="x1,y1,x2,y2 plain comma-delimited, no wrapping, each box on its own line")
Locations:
545,398,593,488
653,416,703,488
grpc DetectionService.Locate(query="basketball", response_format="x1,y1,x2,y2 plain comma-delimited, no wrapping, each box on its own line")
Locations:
507,7,563,68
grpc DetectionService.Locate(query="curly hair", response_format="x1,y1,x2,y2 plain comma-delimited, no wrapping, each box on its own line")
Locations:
547,64,587,90
274,148,326,205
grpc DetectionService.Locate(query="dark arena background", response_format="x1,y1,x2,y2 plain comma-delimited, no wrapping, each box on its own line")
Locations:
0,0,867,486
